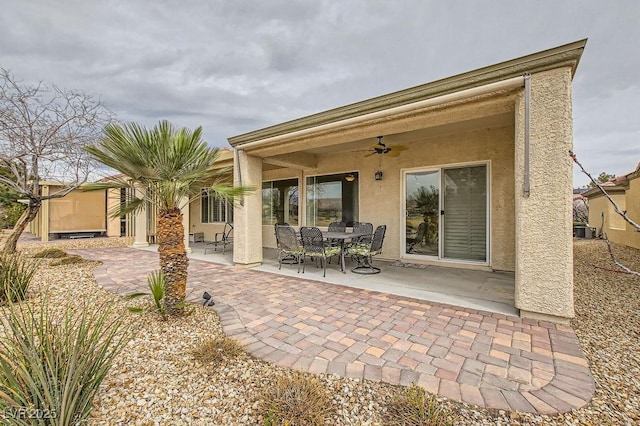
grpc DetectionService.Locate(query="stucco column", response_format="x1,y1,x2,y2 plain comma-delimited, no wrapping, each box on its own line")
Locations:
514,68,574,322
181,197,191,253
40,185,50,242
106,189,121,237
233,149,263,266
131,187,149,247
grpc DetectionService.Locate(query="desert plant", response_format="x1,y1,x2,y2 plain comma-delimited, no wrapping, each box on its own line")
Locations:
0,252,37,305
50,255,85,267
85,120,253,315
0,297,131,425
126,270,189,320
191,336,244,364
32,248,67,259
383,383,452,426
259,372,334,426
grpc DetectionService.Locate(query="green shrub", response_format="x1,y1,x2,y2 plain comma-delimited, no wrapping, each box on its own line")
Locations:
0,204,26,229
260,372,333,426
383,383,452,426
0,252,37,305
191,336,244,364
50,255,85,266
126,270,188,320
0,298,131,426
32,248,67,259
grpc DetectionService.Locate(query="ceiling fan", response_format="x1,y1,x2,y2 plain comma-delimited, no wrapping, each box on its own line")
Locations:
356,136,408,157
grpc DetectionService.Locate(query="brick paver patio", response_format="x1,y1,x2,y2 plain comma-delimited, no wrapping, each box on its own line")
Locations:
72,247,594,414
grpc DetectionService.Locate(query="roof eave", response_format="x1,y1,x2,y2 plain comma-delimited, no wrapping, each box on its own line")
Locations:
229,38,587,147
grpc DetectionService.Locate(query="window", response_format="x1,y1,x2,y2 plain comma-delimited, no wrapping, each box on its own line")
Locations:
201,189,233,223
306,172,359,227
262,179,299,225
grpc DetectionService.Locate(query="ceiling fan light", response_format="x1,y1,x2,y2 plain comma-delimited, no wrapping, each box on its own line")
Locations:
345,173,356,182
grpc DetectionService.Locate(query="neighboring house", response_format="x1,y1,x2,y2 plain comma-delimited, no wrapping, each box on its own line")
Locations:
224,39,587,323
583,162,640,249
29,182,130,241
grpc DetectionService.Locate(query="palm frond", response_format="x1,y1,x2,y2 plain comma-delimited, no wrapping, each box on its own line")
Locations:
86,120,255,218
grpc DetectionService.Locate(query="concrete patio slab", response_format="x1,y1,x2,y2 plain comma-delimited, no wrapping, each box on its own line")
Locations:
71,246,594,414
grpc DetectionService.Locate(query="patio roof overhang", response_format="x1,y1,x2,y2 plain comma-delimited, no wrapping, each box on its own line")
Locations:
228,39,586,166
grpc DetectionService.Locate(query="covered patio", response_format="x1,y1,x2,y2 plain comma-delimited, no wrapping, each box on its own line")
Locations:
187,242,516,316
227,40,586,323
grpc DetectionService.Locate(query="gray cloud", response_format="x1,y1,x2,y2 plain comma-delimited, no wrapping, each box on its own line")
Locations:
1,0,638,185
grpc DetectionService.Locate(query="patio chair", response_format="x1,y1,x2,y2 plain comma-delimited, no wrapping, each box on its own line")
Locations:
326,221,347,263
407,221,427,253
275,225,303,272
274,222,297,264
300,226,341,277
204,222,233,255
347,225,386,274
328,221,346,232
351,221,374,246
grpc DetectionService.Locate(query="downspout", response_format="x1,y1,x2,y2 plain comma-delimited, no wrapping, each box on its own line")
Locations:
234,148,244,206
523,73,531,197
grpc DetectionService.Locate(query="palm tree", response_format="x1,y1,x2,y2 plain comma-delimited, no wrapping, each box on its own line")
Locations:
85,120,252,314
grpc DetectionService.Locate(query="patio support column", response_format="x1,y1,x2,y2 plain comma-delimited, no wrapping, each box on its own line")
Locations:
40,185,49,242
181,197,191,253
233,149,263,267
514,68,574,323
132,187,149,247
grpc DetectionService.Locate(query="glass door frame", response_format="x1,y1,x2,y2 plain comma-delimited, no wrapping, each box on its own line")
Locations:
400,161,491,265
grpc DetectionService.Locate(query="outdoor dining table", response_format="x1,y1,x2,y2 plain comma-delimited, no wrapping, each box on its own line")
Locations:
321,230,370,273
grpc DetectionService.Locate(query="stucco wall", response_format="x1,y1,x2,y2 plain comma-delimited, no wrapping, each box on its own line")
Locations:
588,181,640,250
514,68,574,321
189,198,228,241
260,124,516,271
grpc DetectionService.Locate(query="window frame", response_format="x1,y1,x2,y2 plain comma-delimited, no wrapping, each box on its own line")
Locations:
305,171,360,227
201,189,233,224
262,178,299,226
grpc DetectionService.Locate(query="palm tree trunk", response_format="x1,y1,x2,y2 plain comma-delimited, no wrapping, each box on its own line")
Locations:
157,207,188,314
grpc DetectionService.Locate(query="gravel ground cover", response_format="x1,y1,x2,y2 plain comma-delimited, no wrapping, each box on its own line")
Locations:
5,236,640,425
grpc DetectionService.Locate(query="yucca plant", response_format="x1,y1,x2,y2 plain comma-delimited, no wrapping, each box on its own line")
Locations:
127,270,187,320
0,297,131,425
0,252,37,305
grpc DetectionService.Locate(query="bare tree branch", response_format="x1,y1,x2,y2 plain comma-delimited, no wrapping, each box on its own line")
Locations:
603,237,640,277
571,150,640,277
570,150,640,231
0,68,114,253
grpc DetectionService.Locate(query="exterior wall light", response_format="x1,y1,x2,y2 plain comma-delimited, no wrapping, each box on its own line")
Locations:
375,171,383,181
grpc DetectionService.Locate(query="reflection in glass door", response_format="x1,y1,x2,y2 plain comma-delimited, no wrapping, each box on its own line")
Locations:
405,171,439,256
404,164,488,263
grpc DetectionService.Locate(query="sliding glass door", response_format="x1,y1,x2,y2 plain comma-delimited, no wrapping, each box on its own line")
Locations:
404,164,488,263
405,171,439,256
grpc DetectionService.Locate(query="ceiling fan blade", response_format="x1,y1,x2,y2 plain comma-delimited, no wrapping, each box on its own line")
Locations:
387,150,401,157
364,151,377,157
390,145,409,151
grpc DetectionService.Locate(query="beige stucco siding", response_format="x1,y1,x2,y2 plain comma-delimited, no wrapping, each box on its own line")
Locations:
514,68,574,320
259,124,515,271
588,181,640,249
189,198,229,241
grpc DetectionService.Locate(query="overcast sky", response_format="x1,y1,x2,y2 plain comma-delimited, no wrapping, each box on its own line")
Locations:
1,1,638,186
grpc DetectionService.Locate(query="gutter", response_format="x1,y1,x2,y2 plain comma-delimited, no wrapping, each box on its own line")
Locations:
234,76,525,151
